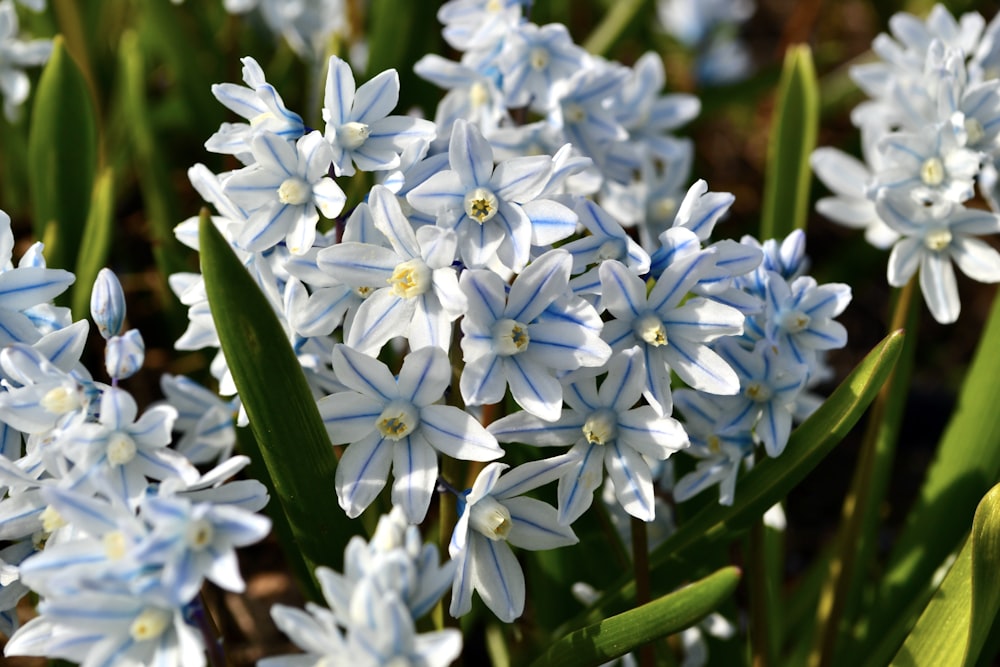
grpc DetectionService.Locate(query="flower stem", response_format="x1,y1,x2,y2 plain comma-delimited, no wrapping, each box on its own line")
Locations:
748,517,781,667
631,515,655,667
809,277,918,667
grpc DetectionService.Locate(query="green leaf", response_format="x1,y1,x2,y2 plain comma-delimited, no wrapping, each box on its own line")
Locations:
582,0,648,56
891,482,1000,667
563,330,904,631
117,31,190,308
530,566,741,667
28,35,98,274
71,167,115,321
760,44,819,240
198,211,360,599
854,292,1000,659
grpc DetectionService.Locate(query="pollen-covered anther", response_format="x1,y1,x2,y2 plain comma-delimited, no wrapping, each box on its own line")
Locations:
493,318,530,355
129,607,172,642
745,382,773,403
634,312,668,347
107,432,137,466
470,496,512,541
924,228,953,251
354,285,375,298
469,82,490,109
40,505,66,533
389,258,432,298
464,187,499,223
376,401,420,441
707,435,721,453
40,385,81,414
920,157,945,186
779,309,811,333
530,47,550,70
186,518,215,551
654,197,677,220
338,121,371,150
583,409,618,445
277,177,312,206
104,531,128,560
563,102,586,124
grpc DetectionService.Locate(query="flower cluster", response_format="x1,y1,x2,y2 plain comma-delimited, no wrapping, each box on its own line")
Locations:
813,4,1000,323
261,507,461,667
0,232,271,665
165,1,854,644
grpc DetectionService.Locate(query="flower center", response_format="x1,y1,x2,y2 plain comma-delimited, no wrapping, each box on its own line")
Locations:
920,157,945,186
354,285,375,298
376,400,420,441
597,238,625,261
778,309,811,333
965,117,985,145
530,47,550,70
107,432,137,466
337,121,371,150
389,258,432,298
104,531,127,560
40,505,66,533
277,177,312,206
583,409,618,445
654,197,677,220
707,434,721,454
186,518,215,550
469,82,490,109
464,187,499,224
41,385,81,414
634,312,668,347
469,496,512,541
492,318,530,355
564,102,586,124
745,381,772,403
924,228,952,251
129,607,172,642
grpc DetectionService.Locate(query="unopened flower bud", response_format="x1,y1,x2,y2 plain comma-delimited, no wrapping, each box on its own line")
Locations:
105,329,145,380
91,268,126,340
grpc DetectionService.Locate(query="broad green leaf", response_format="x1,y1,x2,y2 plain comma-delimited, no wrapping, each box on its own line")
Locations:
890,482,1000,667
71,167,115,321
563,330,904,631
198,211,360,599
760,44,818,240
854,292,1000,658
530,566,741,667
28,35,98,274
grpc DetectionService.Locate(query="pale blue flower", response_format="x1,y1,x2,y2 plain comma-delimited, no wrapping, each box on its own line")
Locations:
449,458,576,622
223,130,346,255
132,494,271,604
599,256,743,415
877,188,1000,323
317,185,466,354
414,55,508,139
322,56,436,177
159,374,236,465
498,22,590,111
712,338,809,458
407,119,576,272
62,387,197,506
489,347,689,523
459,250,612,421
672,387,754,505
761,272,852,368
207,56,305,159
319,345,503,523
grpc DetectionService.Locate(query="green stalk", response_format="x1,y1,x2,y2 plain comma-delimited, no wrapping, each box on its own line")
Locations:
748,516,783,667
809,278,918,667
631,516,654,667
582,0,649,56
